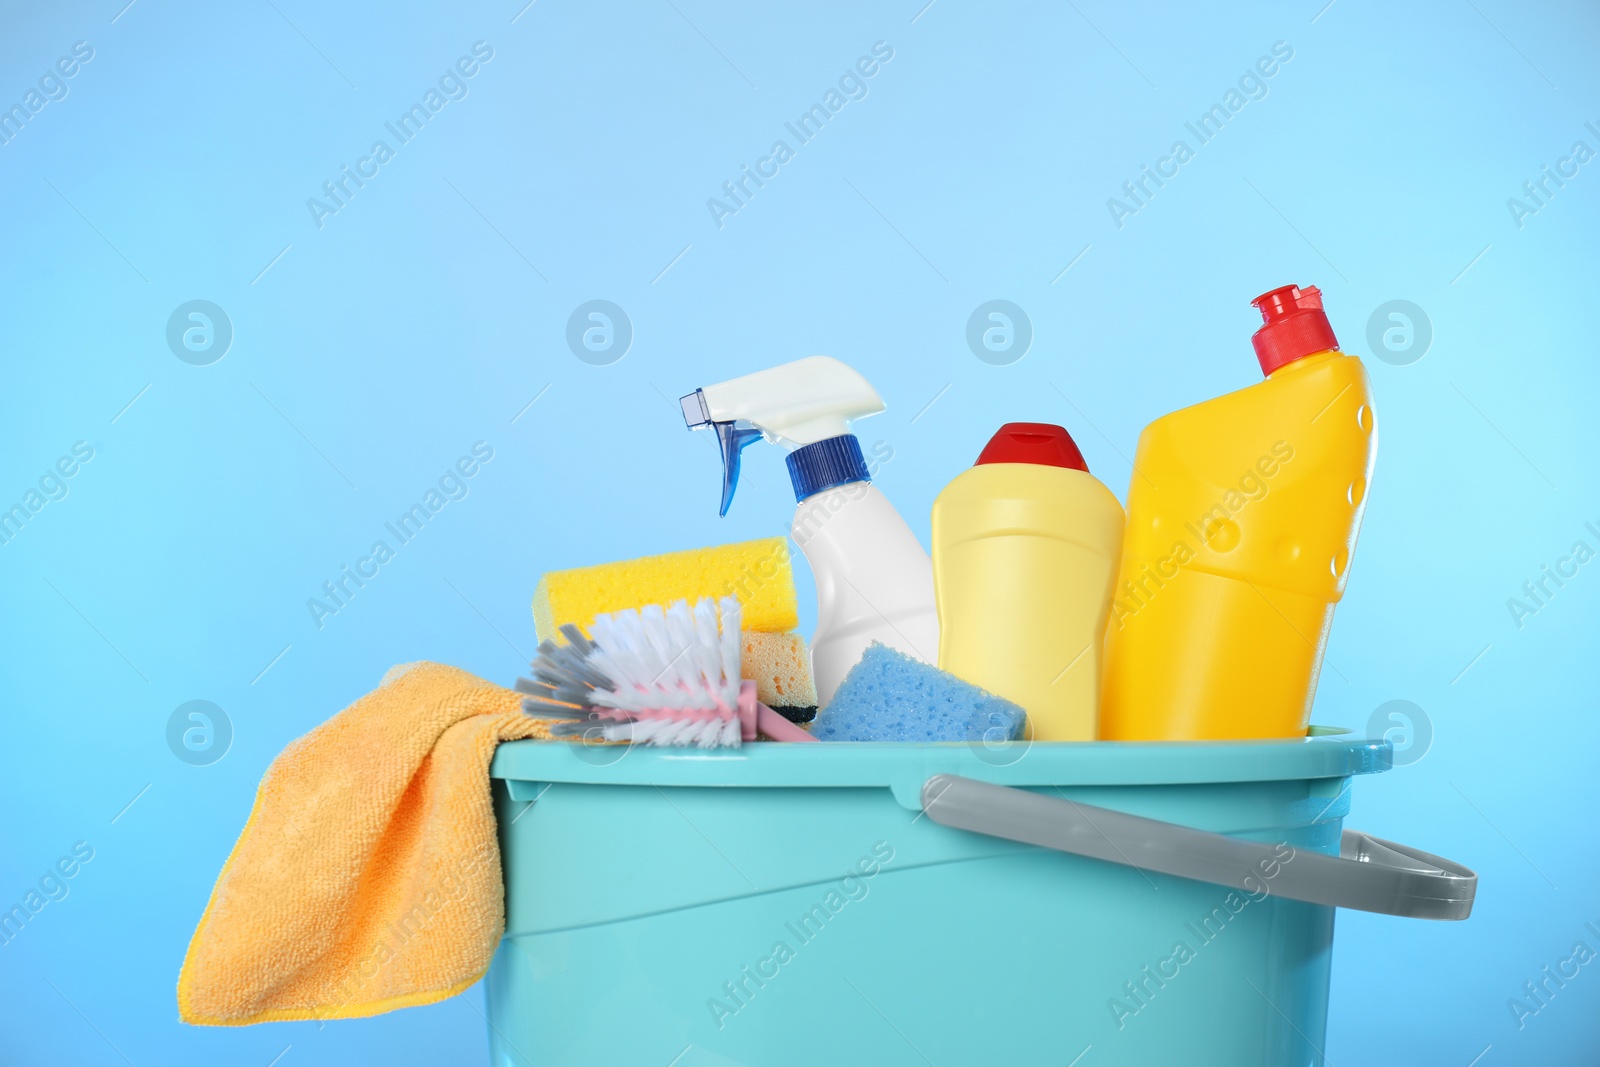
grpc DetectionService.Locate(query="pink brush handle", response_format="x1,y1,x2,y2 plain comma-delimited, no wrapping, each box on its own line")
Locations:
755,702,819,743
736,681,816,742
601,682,814,743
738,680,760,740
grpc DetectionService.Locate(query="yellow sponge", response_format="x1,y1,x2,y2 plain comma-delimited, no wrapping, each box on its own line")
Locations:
742,631,817,710
534,537,797,641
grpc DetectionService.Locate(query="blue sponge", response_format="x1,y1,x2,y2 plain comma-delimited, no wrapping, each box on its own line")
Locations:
812,643,1027,742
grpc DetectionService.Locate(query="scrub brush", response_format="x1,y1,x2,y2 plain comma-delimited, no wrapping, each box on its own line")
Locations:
517,595,817,747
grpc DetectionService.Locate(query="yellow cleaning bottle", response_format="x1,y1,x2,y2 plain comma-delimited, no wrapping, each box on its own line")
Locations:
1099,285,1376,741
932,423,1124,741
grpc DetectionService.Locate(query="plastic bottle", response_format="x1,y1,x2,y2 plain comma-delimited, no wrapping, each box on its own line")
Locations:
931,424,1124,741
1098,284,1377,741
681,356,939,705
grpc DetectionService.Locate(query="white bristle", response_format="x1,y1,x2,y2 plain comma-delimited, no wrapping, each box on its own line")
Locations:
718,596,742,700
638,603,674,684
690,598,721,693
666,600,702,694
566,596,746,747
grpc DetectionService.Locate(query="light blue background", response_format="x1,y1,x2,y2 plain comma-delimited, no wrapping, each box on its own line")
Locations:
2,0,1596,1063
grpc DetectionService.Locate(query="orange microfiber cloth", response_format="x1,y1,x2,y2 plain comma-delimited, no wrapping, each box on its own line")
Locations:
178,661,557,1025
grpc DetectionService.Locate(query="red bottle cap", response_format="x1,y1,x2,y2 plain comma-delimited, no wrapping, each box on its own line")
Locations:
974,422,1088,471
1250,284,1339,376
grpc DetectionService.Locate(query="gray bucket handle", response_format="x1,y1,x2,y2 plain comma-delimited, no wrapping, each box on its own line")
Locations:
921,774,1476,921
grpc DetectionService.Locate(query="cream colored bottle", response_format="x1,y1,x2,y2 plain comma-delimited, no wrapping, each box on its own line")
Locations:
931,423,1125,740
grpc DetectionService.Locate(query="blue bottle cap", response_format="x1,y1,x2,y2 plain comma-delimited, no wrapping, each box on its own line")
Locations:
786,434,869,502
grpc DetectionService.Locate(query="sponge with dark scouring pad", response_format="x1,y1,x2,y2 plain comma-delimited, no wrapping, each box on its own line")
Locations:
811,643,1027,742
741,631,817,713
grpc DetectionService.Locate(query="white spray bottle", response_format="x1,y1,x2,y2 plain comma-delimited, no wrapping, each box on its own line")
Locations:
681,356,939,705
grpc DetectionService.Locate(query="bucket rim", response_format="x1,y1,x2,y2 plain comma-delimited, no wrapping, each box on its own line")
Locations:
491,728,1392,790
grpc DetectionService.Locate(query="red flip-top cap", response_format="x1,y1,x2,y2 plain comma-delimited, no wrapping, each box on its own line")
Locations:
1251,284,1339,376
974,422,1088,471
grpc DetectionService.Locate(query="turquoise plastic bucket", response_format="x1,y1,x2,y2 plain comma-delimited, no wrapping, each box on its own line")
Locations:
485,735,1463,1066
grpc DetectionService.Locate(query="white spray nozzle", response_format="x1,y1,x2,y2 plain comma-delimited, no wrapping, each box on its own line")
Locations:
691,356,884,445
682,356,886,515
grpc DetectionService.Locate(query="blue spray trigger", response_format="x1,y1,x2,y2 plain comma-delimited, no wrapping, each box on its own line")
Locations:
715,422,763,516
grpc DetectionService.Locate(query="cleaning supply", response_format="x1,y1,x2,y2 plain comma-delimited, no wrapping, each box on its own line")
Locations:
810,642,1026,742
931,422,1124,741
682,356,939,703
742,630,818,723
519,597,817,746
532,537,797,641
1099,284,1377,741
178,662,556,1025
